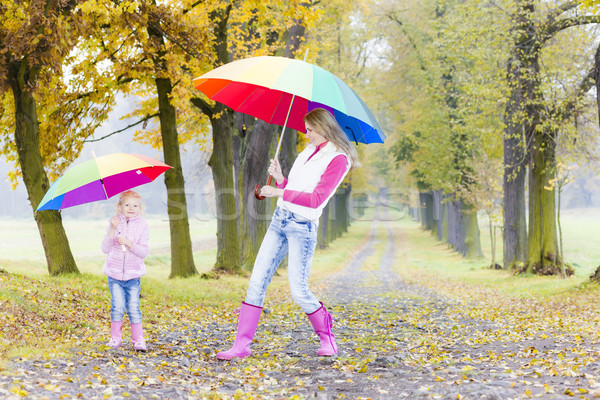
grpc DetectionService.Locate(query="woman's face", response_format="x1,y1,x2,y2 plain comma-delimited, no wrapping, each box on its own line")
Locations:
304,122,327,147
120,196,142,220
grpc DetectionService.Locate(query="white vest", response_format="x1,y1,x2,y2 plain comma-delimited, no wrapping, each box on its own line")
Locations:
277,142,350,224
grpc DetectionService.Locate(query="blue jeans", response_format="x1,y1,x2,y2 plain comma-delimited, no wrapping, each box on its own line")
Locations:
246,207,320,314
108,277,142,324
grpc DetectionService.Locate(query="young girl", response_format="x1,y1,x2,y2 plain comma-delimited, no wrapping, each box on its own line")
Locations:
101,190,149,351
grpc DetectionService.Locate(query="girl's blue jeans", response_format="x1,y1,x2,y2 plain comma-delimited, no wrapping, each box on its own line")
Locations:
246,207,321,314
108,277,142,324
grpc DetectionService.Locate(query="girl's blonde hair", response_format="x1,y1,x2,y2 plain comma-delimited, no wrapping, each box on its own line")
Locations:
115,190,144,214
304,108,360,169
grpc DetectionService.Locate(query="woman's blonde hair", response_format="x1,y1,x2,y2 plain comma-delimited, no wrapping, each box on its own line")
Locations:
304,108,360,169
115,190,144,214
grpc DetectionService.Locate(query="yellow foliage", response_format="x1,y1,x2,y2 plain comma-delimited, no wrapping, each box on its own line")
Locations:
0,0,118,182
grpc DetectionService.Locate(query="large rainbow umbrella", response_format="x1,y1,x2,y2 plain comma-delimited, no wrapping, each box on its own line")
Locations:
36,153,172,211
193,56,385,145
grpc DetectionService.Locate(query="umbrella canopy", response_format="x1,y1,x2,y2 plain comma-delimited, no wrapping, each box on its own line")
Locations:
193,56,385,144
37,153,172,211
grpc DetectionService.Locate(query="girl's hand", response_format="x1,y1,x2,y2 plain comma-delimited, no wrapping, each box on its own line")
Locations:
117,235,132,248
110,216,120,228
268,159,284,185
259,186,284,198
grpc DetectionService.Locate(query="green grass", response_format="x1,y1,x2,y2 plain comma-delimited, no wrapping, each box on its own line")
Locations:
0,216,218,278
556,208,600,274
477,208,600,278
399,211,599,299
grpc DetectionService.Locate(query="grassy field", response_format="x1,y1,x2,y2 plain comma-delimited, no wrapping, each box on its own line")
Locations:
398,207,600,299
477,207,600,278
2,207,600,283
2,207,600,282
0,215,219,279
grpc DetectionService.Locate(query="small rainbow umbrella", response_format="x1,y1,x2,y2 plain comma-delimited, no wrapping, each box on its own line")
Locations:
36,153,172,211
193,55,385,145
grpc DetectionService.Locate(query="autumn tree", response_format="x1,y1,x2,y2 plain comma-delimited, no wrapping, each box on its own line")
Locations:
503,0,600,273
0,0,119,275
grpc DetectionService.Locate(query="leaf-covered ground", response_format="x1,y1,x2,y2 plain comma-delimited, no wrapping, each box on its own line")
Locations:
2,219,600,399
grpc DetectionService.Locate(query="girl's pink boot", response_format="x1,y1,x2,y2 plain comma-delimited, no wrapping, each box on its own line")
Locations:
131,322,147,351
107,321,122,348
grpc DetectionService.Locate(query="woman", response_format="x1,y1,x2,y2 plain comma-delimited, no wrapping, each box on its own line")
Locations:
217,108,359,360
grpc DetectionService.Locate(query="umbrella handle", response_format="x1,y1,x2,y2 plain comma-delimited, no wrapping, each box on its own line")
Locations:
254,175,273,200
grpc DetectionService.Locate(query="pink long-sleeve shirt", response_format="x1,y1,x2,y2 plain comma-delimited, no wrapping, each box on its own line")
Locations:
276,141,348,209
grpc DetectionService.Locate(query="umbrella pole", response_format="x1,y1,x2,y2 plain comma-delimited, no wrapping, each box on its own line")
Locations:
92,151,112,205
93,151,126,253
255,50,309,200
253,95,295,200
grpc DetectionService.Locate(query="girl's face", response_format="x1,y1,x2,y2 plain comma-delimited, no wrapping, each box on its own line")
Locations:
305,122,327,147
119,196,142,220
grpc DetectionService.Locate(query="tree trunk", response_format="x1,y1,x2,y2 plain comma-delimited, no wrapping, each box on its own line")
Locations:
503,161,527,269
463,204,483,259
447,197,460,251
503,0,536,269
9,61,78,275
489,216,496,268
419,191,434,230
433,190,443,240
338,185,350,234
318,202,330,249
444,196,481,258
526,127,558,273
239,118,276,269
155,77,197,278
328,195,338,243
333,189,346,239
557,182,565,278
441,192,449,242
503,1,600,273
209,105,242,273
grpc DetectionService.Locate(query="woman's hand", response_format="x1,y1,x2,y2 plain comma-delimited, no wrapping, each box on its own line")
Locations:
268,159,284,185
259,186,284,198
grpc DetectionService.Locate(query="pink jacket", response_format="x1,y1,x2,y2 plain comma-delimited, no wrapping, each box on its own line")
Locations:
101,214,149,281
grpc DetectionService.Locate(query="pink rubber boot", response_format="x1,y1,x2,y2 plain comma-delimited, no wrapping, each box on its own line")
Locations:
131,322,147,351
107,321,122,348
307,302,338,356
216,302,262,360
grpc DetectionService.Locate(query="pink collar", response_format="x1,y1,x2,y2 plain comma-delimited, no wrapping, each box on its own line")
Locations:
307,141,329,162
315,141,329,150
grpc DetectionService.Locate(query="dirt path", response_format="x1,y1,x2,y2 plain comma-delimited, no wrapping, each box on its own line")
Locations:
1,219,599,399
